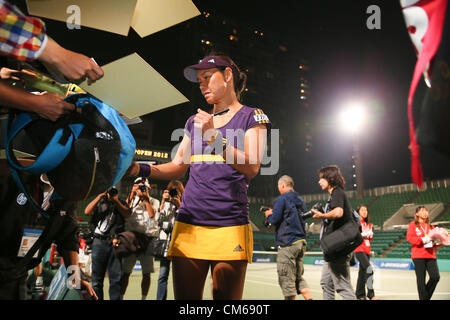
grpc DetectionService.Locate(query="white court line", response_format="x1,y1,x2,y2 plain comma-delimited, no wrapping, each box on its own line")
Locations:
376,292,450,297
246,278,450,298
245,279,324,294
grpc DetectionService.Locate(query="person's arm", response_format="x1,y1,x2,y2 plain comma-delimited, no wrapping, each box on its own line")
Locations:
38,38,103,85
126,184,138,206
224,124,267,179
111,196,131,220
312,189,344,220
266,198,284,225
160,190,169,211
193,108,267,179
126,134,191,180
61,249,98,300
0,2,103,84
0,2,47,61
312,207,344,220
0,80,74,121
84,193,105,215
136,189,155,218
407,222,423,246
170,194,181,209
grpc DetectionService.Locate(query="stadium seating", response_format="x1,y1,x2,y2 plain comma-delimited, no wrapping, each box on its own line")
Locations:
364,191,417,227
306,233,321,254
414,187,450,205
249,202,266,229
253,232,276,251
385,234,450,259
348,196,375,211
371,230,406,257
386,239,412,258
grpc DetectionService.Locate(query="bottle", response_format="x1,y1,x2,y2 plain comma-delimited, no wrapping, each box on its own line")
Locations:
14,69,86,97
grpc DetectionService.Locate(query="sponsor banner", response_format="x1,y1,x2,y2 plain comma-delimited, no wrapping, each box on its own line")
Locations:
311,258,414,270
376,260,414,270
133,262,142,271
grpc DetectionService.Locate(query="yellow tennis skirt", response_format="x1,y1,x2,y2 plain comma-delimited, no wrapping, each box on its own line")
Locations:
167,221,253,262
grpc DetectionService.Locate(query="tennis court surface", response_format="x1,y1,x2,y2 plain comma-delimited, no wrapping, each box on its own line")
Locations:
111,259,450,300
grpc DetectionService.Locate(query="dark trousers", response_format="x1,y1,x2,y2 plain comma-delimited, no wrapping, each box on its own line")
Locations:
91,238,122,300
354,252,375,299
0,276,26,300
412,258,440,300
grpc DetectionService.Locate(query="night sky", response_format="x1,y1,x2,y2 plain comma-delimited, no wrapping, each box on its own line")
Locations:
11,0,450,195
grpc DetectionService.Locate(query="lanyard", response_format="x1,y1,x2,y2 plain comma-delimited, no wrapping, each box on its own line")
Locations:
420,224,429,237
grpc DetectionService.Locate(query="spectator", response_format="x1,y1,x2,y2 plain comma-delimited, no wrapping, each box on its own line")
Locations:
264,175,312,300
155,180,184,300
354,205,377,300
120,178,160,300
84,189,130,300
407,205,440,300
126,52,270,299
311,165,356,300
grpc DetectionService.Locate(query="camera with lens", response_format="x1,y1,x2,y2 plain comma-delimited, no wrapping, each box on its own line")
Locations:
108,187,118,197
138,184,147,193
260,206,272,227
300,202,324,219
169,188,178,198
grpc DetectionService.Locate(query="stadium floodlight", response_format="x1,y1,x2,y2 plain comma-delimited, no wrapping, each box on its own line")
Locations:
339,102,366,198
339,103,366,134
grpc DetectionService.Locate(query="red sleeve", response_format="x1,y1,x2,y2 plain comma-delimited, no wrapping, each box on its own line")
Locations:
407,222,423,247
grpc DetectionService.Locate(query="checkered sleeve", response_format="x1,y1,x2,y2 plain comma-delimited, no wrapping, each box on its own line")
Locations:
0,0,47,61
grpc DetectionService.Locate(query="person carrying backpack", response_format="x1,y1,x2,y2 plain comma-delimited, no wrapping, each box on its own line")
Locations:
264,175,312,300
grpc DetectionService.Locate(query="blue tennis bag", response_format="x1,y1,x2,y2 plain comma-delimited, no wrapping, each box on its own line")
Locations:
5,93,136,211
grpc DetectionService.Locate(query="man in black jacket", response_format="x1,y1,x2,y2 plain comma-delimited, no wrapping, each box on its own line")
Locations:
84,190,130,300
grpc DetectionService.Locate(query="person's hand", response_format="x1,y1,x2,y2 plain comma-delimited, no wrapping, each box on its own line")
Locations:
264,208,273,218
0,68,36,81
108,192,120,203
80,279,98,300
311,209,323,219
194,108,215,140
136,188,149,202
170,193,181,209
39,38,104,85
32,91,75,121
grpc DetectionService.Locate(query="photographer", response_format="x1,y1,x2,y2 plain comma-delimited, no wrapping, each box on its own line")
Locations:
84,188,130,300
264,175,312,300
121,177,160,300
156,180,184,300
311,165,356,300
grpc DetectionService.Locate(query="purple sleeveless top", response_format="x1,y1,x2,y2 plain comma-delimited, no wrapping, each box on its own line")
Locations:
177,106,271,227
